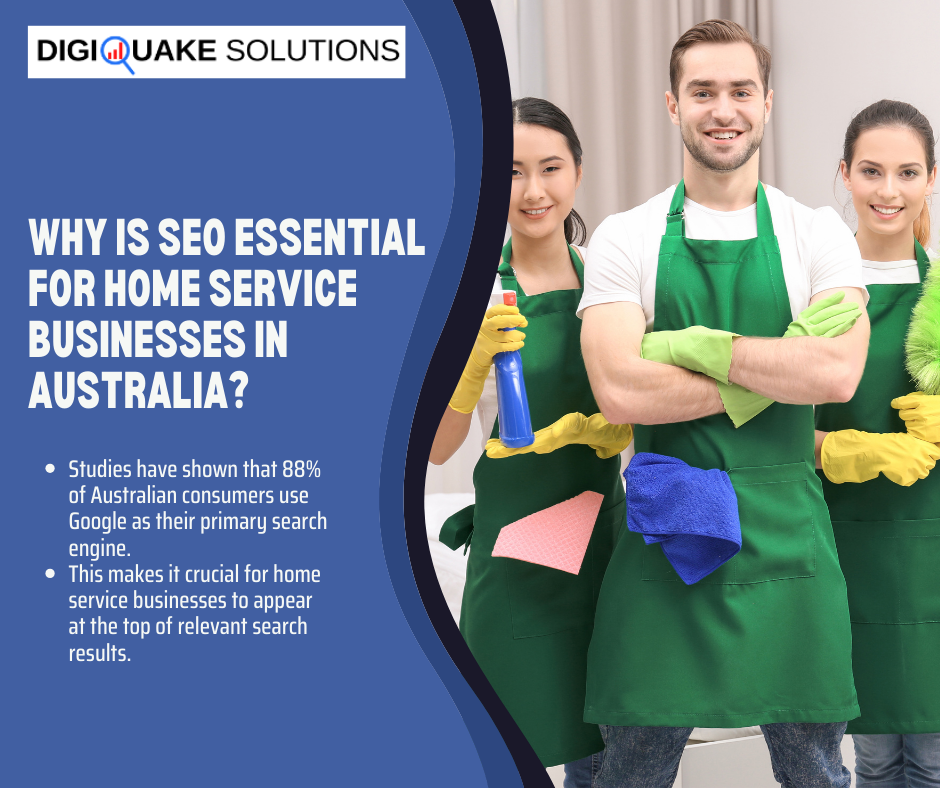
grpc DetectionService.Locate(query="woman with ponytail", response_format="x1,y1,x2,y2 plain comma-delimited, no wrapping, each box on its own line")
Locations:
430,98,631,784
816,99,940,786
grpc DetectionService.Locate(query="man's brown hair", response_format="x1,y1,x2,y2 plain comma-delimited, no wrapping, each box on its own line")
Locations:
670,19,771,97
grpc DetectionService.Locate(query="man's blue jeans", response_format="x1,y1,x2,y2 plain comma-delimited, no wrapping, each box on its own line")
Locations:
854,733,940,787
564,751,604,788
594,722,850,788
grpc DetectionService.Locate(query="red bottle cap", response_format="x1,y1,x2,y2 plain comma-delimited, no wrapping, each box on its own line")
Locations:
502,291,517,307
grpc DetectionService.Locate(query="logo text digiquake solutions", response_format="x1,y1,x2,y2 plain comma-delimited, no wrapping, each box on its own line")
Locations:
28,27,406,79
36,34,402,76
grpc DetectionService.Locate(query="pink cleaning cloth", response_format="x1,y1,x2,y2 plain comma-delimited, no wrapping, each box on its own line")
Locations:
491,491,604,574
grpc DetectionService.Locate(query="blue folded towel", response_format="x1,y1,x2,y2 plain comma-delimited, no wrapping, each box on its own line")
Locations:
625,453,741,585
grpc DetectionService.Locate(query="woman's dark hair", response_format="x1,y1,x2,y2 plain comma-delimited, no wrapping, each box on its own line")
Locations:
842,99,937,248
512,97,586,246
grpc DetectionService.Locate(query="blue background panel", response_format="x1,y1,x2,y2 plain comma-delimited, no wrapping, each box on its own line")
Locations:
2,1,528,785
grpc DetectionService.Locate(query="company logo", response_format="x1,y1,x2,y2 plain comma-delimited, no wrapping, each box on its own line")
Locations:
100,36,134,74
28,26,406,79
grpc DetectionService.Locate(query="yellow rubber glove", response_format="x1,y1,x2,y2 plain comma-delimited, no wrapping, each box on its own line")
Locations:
449,304,527,414
820,429,940,486
891,391,940,444
485,412,633,460
717,293,862,427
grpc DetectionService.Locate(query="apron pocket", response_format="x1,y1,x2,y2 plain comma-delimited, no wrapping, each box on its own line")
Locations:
728,462,816,583
834,518,940,624
641,461,816,585
506,498,622,639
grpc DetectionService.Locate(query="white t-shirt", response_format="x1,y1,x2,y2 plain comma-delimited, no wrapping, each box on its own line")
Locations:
577,184,868,329
860,253,935,286
476,245,587,450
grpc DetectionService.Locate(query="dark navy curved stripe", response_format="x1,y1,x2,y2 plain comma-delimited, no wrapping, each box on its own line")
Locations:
381,1,552,786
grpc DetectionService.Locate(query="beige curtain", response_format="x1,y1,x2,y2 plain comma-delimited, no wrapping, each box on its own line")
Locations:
539,0,776,237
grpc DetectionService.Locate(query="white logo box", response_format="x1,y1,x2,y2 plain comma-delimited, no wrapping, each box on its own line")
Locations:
28,26,406,79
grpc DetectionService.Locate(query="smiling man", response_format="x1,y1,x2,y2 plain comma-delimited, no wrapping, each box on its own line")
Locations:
578,20,870,788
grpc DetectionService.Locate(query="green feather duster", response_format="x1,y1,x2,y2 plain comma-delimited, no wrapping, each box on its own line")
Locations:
906,259,940,395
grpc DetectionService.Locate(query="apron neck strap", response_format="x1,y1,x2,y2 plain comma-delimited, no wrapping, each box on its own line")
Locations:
755,183,773,236
915,239,930,282
665,179,774,237
665,181,687,237
569,245,585,286
498,237,514,279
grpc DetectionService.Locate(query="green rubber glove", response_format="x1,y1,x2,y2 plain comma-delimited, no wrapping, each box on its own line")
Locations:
640,326,737,385
715,380,773,428
782,291,862,337
718,292,862,427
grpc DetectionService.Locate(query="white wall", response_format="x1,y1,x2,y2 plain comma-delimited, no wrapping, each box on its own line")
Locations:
490,0,520,97
771,0,940,247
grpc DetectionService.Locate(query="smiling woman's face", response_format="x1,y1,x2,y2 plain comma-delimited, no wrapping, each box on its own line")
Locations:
842,126,936,245
509,124,581,242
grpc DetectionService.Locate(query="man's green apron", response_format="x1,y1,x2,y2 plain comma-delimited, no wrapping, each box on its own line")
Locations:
817,243,940,734
584,182,859,727
441,240,625,766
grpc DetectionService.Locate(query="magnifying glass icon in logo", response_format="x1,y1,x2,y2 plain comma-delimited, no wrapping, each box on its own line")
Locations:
100,36,135,75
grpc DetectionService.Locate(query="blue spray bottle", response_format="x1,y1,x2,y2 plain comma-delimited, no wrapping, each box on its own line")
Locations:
494,290,535,448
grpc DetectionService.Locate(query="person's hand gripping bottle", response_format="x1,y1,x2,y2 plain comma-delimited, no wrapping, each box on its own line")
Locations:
493,291,535,448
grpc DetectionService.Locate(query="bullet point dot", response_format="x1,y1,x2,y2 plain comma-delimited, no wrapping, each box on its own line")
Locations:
45,464,55,473
45,568,55,578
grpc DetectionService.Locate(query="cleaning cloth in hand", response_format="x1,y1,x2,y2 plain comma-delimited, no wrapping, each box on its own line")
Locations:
626,453,741,585
491,491,604,575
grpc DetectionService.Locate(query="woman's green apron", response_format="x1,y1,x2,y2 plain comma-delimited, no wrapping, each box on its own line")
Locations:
817,243,940,734
584,182,859,727
441,240,625,767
